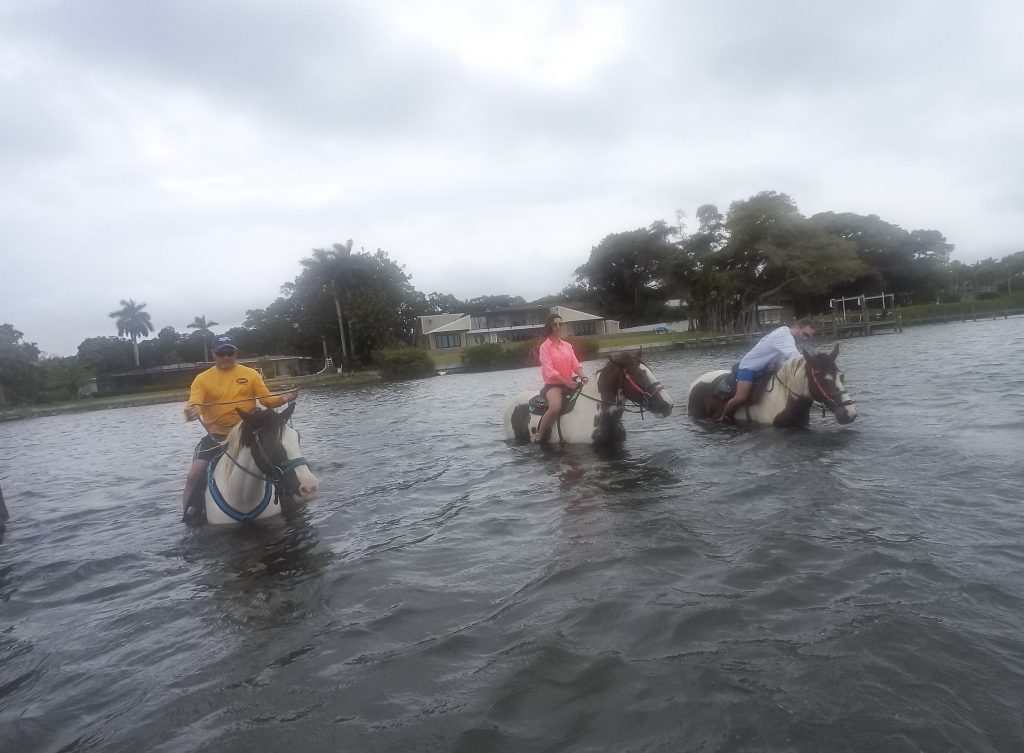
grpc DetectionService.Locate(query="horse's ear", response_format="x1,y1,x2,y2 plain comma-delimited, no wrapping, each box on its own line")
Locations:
801,347,811,360
829,343,839,361
237,407,254,422
280,401,296,422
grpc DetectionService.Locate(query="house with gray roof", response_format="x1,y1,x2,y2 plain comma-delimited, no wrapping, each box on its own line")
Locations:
417,304,619,352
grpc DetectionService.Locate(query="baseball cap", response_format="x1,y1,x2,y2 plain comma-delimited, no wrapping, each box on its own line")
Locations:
212,334,238,353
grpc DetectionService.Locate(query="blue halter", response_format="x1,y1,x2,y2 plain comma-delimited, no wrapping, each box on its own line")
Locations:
206,453,309,524
206,455,274,524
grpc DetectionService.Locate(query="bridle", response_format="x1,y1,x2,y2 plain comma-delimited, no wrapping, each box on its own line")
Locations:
621,369,665,418
776,359,852,417
578,359,664,417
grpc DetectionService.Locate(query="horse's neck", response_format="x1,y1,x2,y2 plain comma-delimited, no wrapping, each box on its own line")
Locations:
224,425,244,457
592,367,625,410
776,357,809,397
213,438,266,500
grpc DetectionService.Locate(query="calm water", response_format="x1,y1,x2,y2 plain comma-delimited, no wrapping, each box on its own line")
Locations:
2,319,1023,753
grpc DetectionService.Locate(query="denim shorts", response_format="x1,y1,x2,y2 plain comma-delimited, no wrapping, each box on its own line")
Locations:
192,434,227,462
736,368,763,383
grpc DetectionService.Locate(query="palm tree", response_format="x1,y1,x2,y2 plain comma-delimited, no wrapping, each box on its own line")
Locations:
299,240,353,361
109,299,154,367
187,315,220,362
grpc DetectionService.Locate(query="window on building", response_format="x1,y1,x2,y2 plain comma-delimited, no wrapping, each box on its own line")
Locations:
470,316,486,330
435,334,462,349
573,321,596,336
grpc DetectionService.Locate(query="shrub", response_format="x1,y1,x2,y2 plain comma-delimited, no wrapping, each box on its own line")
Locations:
462,341,536,372
566,337,600,360
372,346,436,380
461,338,598,372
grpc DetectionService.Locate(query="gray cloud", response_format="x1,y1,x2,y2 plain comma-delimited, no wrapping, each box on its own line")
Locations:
1,0,1021,354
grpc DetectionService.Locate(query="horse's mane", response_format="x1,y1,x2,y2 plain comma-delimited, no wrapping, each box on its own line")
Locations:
776,355,806,381
224,419,245,456
597,352,645,400
224,408,284,456
776,349,837,383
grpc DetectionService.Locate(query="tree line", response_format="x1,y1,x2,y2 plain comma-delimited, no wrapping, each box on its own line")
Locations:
570,191,1019,332
3,189,1021,406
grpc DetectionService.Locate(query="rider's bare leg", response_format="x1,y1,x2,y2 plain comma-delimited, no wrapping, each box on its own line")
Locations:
183,459,210,511
720,380,753,422
535,388,564,443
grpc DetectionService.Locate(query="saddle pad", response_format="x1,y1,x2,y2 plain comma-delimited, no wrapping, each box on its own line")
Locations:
528,388,580,416
711,372,735,401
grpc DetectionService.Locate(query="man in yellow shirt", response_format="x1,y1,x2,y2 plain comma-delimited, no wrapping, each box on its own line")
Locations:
182,334,297,514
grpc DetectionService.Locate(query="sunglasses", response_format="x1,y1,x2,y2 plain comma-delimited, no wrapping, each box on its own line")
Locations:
552,322,563,328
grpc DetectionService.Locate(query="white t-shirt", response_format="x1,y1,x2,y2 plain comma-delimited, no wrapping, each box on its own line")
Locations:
738,325,801,372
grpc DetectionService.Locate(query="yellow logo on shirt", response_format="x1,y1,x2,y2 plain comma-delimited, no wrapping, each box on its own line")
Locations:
236,377,249,385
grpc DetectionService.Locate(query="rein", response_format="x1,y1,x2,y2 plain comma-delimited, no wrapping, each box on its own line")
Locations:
193,389,296,407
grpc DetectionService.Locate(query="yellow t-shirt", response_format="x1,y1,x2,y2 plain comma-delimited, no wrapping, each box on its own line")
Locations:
187,364,285,434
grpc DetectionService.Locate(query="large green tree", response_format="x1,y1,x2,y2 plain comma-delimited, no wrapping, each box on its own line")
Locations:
287,245,421,364
0,324,41,406
674,192,867,331
77,336,135,374
573,221,677,324
464,294,527,313
809,212,954,303
298,241,355,362
109,299,154,367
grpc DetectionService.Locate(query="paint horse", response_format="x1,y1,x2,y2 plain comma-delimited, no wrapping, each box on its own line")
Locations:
687,345,857,427
504,353,674,445
199,404,319,524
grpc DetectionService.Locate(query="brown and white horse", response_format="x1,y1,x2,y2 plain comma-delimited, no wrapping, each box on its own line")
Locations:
201,404,319,524
504,353,674,445
687,345,857,427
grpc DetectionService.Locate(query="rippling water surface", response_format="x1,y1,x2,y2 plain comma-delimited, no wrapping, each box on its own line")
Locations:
2,319,1024,753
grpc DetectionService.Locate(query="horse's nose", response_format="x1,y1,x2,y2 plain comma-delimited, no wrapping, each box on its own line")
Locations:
295,469,319,500
656,392,674,416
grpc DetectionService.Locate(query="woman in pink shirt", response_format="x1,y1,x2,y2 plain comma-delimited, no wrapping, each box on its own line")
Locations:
536,313,587,442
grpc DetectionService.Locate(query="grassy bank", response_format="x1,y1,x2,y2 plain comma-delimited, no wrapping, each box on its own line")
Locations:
0,370,381,422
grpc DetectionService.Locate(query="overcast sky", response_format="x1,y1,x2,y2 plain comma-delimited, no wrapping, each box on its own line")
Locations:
3,1,1022,355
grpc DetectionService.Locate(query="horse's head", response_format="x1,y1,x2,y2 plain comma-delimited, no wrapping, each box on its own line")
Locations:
236,404,319,502
602,353,674,417
801,344,857,424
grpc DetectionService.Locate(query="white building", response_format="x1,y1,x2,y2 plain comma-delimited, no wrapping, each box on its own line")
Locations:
418,305,619,352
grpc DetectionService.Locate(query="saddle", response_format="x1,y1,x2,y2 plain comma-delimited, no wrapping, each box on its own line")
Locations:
711,363,775,404
527,386,581,417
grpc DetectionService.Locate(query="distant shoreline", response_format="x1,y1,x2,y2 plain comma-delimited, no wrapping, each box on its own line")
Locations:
0,371,382,422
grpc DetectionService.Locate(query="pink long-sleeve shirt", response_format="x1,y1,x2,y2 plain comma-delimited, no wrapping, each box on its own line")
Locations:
539,338,582,385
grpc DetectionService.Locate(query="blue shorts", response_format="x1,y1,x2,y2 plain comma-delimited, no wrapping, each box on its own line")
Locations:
736,368,763,383
193,434,227,462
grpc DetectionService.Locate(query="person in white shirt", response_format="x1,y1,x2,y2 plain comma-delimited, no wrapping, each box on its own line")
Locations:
720,318,816,422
